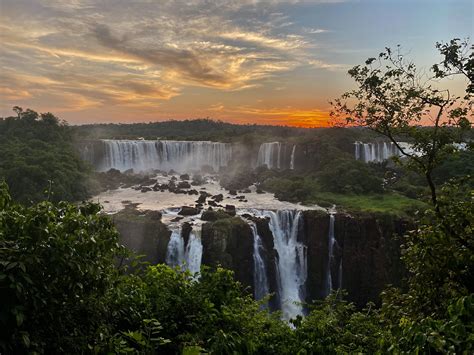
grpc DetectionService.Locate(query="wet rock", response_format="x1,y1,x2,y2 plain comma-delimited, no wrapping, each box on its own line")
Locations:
170,216,184,222
201,209,232,221
242,188,251,193
124,168,134,175
201,217,254,289
208,200,218,207
168,169,177,175
196,194,207,204
256,188,265,194
188,189,199,195
141,187,152,193
145,210,162,220
212,194,224,202
180,173,190,180
178,206,200,216
191,174,205,185
225,205,236,216
177,181,191,189
113,207,171,265
229,189,237,196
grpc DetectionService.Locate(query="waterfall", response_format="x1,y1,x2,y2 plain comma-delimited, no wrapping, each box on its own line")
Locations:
250,223,270,301
354,141,405,163
264,210,307,320
98,139,232,172
354,142,360,160
289,145,296,170
326,213,336,295
165,228,185,267
184,228,203,276
257,142,282,169
165,226,203,275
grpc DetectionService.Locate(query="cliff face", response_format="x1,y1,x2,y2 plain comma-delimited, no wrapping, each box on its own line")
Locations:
254,217,280,310
334,213,408,307
201,217,254,291
113,208,171,264
302,210,331,301
111,207,409,309
302,211,408,307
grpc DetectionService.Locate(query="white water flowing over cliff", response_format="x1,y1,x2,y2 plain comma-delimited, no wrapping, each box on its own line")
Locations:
100,139,232,172
290,145,296,170
165,226,203,275
166,228,185,267
250,222,270,301
257,142,282,169
326,213,335,295
264,210,307,320
354,141,399,163
325,212,342,295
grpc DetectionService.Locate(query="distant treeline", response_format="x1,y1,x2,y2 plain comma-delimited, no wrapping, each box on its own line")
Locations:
73,118,380,143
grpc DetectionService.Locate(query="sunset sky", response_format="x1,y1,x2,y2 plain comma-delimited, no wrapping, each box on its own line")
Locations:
0,0,472,127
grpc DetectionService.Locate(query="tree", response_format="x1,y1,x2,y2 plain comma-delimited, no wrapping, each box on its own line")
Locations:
331,40,472,215
0,181,126,353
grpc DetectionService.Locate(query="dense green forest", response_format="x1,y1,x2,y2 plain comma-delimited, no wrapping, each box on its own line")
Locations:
0,108,91,204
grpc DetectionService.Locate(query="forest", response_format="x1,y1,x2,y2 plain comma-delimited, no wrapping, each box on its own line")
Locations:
0,39,473,354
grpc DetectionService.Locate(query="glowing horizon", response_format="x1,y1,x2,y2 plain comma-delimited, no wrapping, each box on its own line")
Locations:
0,0,471,127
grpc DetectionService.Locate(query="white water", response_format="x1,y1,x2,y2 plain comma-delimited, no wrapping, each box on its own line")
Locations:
264,210,307,320
99,139,232,172
250,222,270,301
184,228,203,276
289,145,296,170
326,213,335,296
354,141,400,163
165,228,185,268
257,142,282,169
165,225,202,275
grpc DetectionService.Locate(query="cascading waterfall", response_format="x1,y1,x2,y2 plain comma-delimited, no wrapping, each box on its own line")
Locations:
165,226,203,275
264,210,307,320
250,222,270,301
289,145,296,170
257,142,282,169
354,141,400,163
165,228,185,267
185,228,203,276
326,213,336,295
99,139,232,172
325,212,343,295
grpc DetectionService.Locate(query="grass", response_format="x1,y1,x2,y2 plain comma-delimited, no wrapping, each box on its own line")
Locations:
262,176,428,218
306,191,427,217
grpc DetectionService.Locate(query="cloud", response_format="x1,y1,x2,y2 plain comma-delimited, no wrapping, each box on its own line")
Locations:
0,0,345,121
308,59,348,71
306,28,330,34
